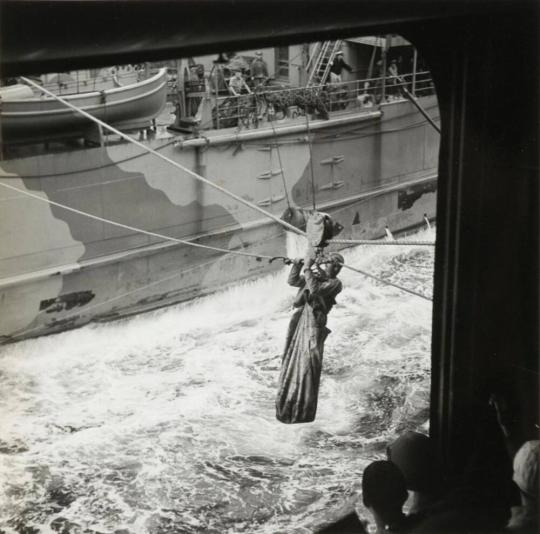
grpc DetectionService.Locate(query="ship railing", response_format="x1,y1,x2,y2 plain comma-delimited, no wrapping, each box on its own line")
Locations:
320,70,436,109
206,70,434,130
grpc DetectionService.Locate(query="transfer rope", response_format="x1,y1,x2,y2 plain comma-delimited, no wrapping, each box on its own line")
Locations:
342,264,432,301
269,119,292,210
19,76,434,247
19,76,305,238
5,77,434,303
329,237,434,246
0,178,433,307
0,180,275,261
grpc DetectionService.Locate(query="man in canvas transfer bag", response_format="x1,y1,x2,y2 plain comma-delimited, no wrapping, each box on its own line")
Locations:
276,247,344,424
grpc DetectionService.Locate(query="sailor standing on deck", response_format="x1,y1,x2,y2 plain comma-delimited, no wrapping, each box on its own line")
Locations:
387,59,401,99
250,51,269,88
228,68,252,127
329,50,352,83
228,68,251,96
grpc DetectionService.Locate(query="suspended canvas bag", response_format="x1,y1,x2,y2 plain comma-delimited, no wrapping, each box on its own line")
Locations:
275,290,329,424
275,211,342,424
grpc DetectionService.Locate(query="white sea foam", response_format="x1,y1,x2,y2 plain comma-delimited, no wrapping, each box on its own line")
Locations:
0,227,435,533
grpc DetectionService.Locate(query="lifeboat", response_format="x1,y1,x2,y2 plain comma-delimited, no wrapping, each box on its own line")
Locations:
0,68,168,143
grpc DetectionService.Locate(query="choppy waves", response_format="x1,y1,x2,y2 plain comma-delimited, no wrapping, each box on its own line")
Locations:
0,228,435,533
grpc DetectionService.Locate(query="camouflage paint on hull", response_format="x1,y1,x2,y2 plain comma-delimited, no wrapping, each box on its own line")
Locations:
0,96,439,342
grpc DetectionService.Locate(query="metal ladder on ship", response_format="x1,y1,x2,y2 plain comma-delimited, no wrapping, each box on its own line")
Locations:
305,40,343,86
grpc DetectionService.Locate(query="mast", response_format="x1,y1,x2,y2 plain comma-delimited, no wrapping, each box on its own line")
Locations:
175,58,186,121
412,48,418,96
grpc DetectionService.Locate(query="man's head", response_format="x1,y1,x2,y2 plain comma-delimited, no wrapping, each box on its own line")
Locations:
255,51,263,58
362,461,408,519
196,64,205,77
336,50,344,57
326,252,344,278
387,431,441,493
232,69,242,78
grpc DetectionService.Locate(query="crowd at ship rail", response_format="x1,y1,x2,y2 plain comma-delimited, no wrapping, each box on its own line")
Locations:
165,44,436,132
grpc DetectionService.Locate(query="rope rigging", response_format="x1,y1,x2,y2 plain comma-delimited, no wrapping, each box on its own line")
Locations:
269,120,292,210
304,112,317,210
4,230,281,342
17,76,435,248
0,175,433,306
7,76,435,305
0,180,274,261
19,76,306,238
6,227,433,344
329,237,435,246
341,264,432,301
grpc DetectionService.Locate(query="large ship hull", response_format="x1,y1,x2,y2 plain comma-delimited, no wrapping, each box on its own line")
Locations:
0,96,439,342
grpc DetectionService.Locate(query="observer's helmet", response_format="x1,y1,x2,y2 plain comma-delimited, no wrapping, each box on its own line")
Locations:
513,440,540,498
362,460,408,512
387,431,440,492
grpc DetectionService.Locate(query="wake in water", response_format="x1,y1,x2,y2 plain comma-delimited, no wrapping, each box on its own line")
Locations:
0,228,435,533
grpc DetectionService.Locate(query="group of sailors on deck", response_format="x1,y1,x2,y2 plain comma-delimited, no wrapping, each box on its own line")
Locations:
189,47,425,128
228,51,269,96
226,49,354,96
222,48,407,112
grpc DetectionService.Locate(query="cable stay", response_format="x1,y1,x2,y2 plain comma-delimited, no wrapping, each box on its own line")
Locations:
0,181,274,261
5,239,286,342
304,112,317,210
18,77,435,248
6,237,431,344
401,84,441,134
269,120,292,210
0,177,433,309
342,264,432,301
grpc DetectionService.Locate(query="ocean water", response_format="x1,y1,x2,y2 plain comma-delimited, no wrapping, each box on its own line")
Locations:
0,228,435,534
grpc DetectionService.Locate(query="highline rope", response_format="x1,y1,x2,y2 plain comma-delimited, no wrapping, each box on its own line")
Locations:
19,76,305,238
329,237,435,246
269,119,292,210
5,227,289,342
7,77,435,302
342,264,432,302
0,181,274,261
0,178,433,305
